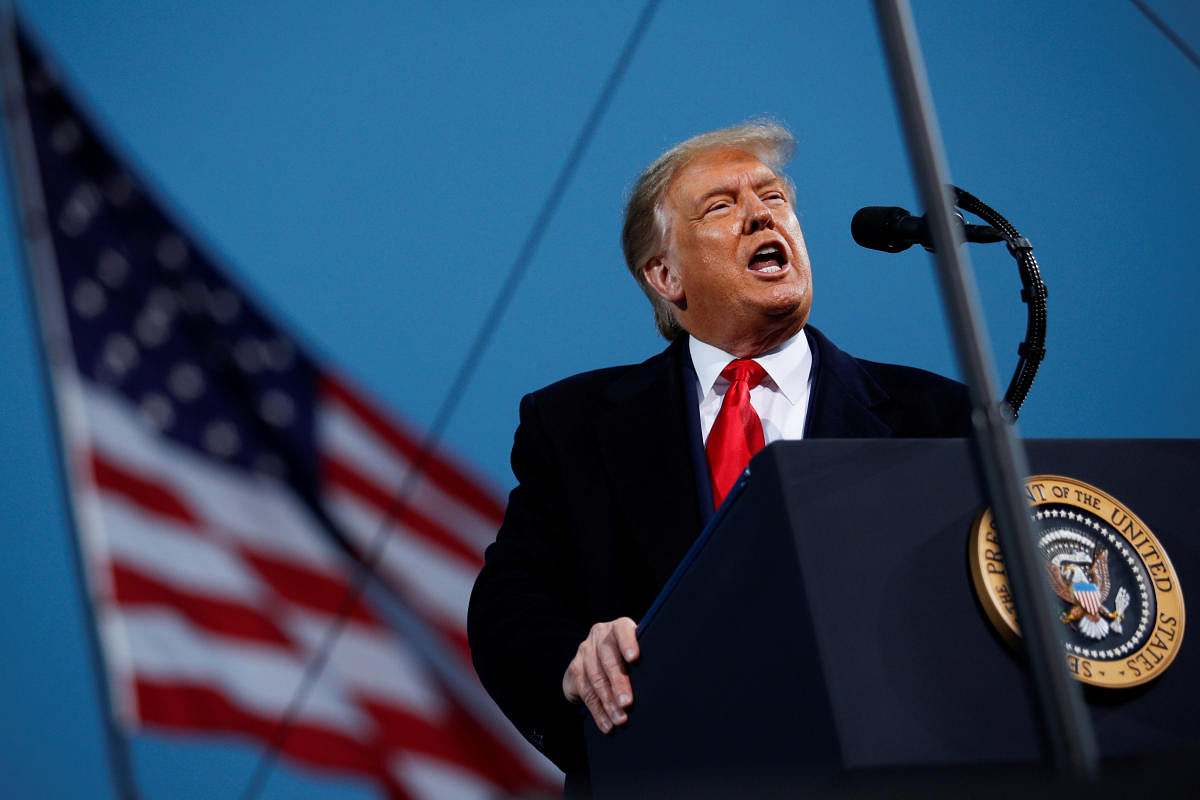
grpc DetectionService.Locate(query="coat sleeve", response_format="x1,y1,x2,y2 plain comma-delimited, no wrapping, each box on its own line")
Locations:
467,391,591,773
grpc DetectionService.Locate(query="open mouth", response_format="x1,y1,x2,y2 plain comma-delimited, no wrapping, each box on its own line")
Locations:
748,242,788,274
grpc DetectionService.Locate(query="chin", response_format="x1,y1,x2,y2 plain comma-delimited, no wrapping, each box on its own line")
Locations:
764,290,810,323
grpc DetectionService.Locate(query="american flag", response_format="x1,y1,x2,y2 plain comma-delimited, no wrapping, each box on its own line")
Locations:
1074,581,1102,617
4,21,556,799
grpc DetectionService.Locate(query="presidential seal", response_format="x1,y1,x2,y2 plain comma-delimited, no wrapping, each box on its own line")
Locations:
969,475,1185,688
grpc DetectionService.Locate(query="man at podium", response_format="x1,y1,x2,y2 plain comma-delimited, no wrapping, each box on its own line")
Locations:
467,121,970,789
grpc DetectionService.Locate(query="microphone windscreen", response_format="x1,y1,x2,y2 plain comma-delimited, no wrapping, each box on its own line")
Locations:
851,206,914,253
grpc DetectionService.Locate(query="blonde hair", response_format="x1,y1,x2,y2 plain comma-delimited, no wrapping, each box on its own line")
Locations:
622,120,796,339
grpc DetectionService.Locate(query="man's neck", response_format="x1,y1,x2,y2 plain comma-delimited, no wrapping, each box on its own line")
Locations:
688,316,807,359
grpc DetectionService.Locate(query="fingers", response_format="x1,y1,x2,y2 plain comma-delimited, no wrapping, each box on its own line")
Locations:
562,617,639,733
613,617,639,664
584,637,627,731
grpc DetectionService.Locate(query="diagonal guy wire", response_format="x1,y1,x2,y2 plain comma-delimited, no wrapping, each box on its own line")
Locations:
1130,0,1200,72
240,1,662,797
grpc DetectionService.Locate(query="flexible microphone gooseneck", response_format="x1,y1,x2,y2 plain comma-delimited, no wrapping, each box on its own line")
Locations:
850,187,1046,420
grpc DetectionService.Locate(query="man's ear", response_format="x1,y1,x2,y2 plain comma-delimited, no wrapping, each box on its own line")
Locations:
642,256,684,303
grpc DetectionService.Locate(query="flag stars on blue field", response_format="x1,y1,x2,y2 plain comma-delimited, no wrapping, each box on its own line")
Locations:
27,62,55,97
96,248,129,288
49,117,80,154
203,420,240,459
72,277,105,318
253,452,288,479
100,333,138,378
135,303,171,348
234,338,266,373
137,393,174,432
210,288,241,324
140,287,179,343
181,279,210,315
104,172,136,208
259,389,296,428
167,362,204,402
58,180,102,236
32,54,318,482
264,338,295,371
155,234,188,271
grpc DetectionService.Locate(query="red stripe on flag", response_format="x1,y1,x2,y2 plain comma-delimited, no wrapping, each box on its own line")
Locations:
89,450,200,526
322,454,484,569
134,680,410,800
357,700,510,783
86,449,381,627
241,550,380,626
109,562,295,648
319,373,505,522
363,699,553,794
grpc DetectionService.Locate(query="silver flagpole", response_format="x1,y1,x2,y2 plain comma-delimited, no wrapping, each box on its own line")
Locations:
870,0,1098,778
0,9,140,799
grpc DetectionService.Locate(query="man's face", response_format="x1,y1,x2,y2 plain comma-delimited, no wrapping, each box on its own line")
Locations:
646,147,813,355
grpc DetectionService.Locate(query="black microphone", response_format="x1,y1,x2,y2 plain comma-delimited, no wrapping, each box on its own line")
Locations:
851,206,1003,252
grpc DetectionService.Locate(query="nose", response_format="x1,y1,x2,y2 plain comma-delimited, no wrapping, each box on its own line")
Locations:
742,195,774,234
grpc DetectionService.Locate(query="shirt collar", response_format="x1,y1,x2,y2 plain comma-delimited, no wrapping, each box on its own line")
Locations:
688,327,812,405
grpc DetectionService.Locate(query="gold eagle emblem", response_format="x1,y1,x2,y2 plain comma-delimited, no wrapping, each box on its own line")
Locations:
1045,548,1129,640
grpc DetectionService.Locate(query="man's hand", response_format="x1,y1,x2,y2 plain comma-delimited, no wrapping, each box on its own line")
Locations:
561,617,639,733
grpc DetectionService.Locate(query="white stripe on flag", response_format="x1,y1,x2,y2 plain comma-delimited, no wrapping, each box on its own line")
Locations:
284,609,446,718
318,399,500,550
84,387,346,572
324,486,477,631
92,494,266,603
392,753,500,800
101,607,370,735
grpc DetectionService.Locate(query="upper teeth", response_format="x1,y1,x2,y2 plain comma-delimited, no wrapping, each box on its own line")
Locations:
752,245,783,271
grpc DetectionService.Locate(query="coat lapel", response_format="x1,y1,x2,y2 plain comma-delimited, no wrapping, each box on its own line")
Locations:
804,326,894,439
594,338,704,588
589,327,895,590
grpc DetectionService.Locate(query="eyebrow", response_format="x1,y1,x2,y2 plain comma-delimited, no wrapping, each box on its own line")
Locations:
693,174,787,210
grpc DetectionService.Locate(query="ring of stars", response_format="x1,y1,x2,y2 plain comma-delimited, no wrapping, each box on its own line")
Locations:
1035,506,1151,660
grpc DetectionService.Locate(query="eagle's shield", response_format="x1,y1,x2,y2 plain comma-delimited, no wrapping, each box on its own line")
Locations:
1073,581,1102,616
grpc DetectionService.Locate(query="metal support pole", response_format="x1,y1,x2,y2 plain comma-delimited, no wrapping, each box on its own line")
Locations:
871,0,1098,777
0,10,140,799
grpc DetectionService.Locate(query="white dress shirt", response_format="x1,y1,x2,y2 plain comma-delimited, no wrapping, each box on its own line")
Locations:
690,329,814,446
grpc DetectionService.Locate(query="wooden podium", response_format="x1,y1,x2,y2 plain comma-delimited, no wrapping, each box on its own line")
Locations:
585,439,1200,796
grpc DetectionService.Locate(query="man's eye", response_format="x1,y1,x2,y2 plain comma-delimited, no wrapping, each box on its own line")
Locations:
763,191,786,203
705,201,730,214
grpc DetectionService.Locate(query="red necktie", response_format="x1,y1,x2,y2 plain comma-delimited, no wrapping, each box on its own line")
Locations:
706,359,768,508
